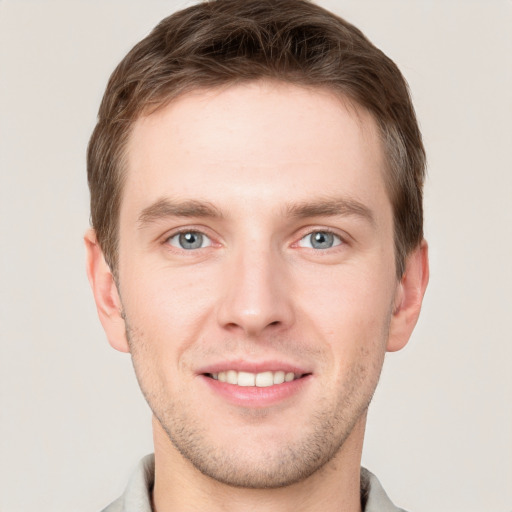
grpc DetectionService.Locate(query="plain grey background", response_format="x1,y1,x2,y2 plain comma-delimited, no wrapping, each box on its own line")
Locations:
1,1,511,511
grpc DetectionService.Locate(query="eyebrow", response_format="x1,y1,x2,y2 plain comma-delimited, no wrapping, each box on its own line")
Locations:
137,195,375,229
285,197,375,225
137,198,223,228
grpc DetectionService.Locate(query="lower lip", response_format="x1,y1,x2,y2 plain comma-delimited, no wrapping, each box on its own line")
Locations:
200,374,312,408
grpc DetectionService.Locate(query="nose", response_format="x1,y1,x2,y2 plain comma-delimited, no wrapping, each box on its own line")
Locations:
216,244,295,337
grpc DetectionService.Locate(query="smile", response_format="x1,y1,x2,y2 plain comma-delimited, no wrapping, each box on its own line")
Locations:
201,367,312,407
207,370,304,387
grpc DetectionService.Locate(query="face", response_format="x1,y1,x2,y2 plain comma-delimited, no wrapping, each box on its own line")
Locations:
113,82,403,487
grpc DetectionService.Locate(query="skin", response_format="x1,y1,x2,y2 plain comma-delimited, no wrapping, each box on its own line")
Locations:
86,81,428,512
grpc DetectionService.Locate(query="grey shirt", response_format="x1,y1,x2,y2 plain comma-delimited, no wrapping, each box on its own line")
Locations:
102,454,407,512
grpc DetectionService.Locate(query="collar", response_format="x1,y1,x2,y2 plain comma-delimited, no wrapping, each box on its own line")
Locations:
103,454,407,512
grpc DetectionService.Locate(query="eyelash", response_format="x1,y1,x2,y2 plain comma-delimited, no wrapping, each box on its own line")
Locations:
162,227,347,252
295,228,344,250
164,228,215,251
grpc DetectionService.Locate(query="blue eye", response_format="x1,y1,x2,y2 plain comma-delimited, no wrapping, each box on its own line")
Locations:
168,231,212,250
298,231,342,249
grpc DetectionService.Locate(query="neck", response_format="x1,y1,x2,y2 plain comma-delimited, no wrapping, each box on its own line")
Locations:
151,414,366,512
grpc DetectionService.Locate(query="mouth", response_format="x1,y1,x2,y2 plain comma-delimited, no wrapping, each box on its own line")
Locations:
205,370,307,387
200,366,312,407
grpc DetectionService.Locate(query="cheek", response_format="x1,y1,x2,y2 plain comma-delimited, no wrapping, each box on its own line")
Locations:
120,265,219,363
297,264,394,326
124,259,216,314
294,264,395,364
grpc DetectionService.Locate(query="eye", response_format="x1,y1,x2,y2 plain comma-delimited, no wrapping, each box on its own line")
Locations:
298,230,342,250
167,231,212,250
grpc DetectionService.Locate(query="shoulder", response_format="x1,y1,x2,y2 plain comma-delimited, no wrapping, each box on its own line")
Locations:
100,454,155,512
361,467,409,512
101,496,123,512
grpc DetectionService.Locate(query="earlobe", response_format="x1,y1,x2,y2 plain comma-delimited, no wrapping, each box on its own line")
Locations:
387,240,429,352
84,229,130,353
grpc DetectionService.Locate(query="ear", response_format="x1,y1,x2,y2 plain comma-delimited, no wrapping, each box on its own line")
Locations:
387,239,429,352
84,229,129,353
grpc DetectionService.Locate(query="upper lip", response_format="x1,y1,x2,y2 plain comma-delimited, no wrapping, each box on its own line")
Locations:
196,359,311,376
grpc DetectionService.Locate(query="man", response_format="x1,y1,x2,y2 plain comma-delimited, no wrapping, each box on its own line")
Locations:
85,0,429,510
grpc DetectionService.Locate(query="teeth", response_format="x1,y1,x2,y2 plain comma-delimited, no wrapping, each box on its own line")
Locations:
273,371,285,384
210,370,301,387
238,371,255,387
255,371,273,387
226,370,237,385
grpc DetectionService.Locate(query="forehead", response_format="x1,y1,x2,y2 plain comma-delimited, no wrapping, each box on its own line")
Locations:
122,81,389,220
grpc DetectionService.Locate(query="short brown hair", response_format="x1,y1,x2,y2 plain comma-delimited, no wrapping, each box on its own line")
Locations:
87,0,425,278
